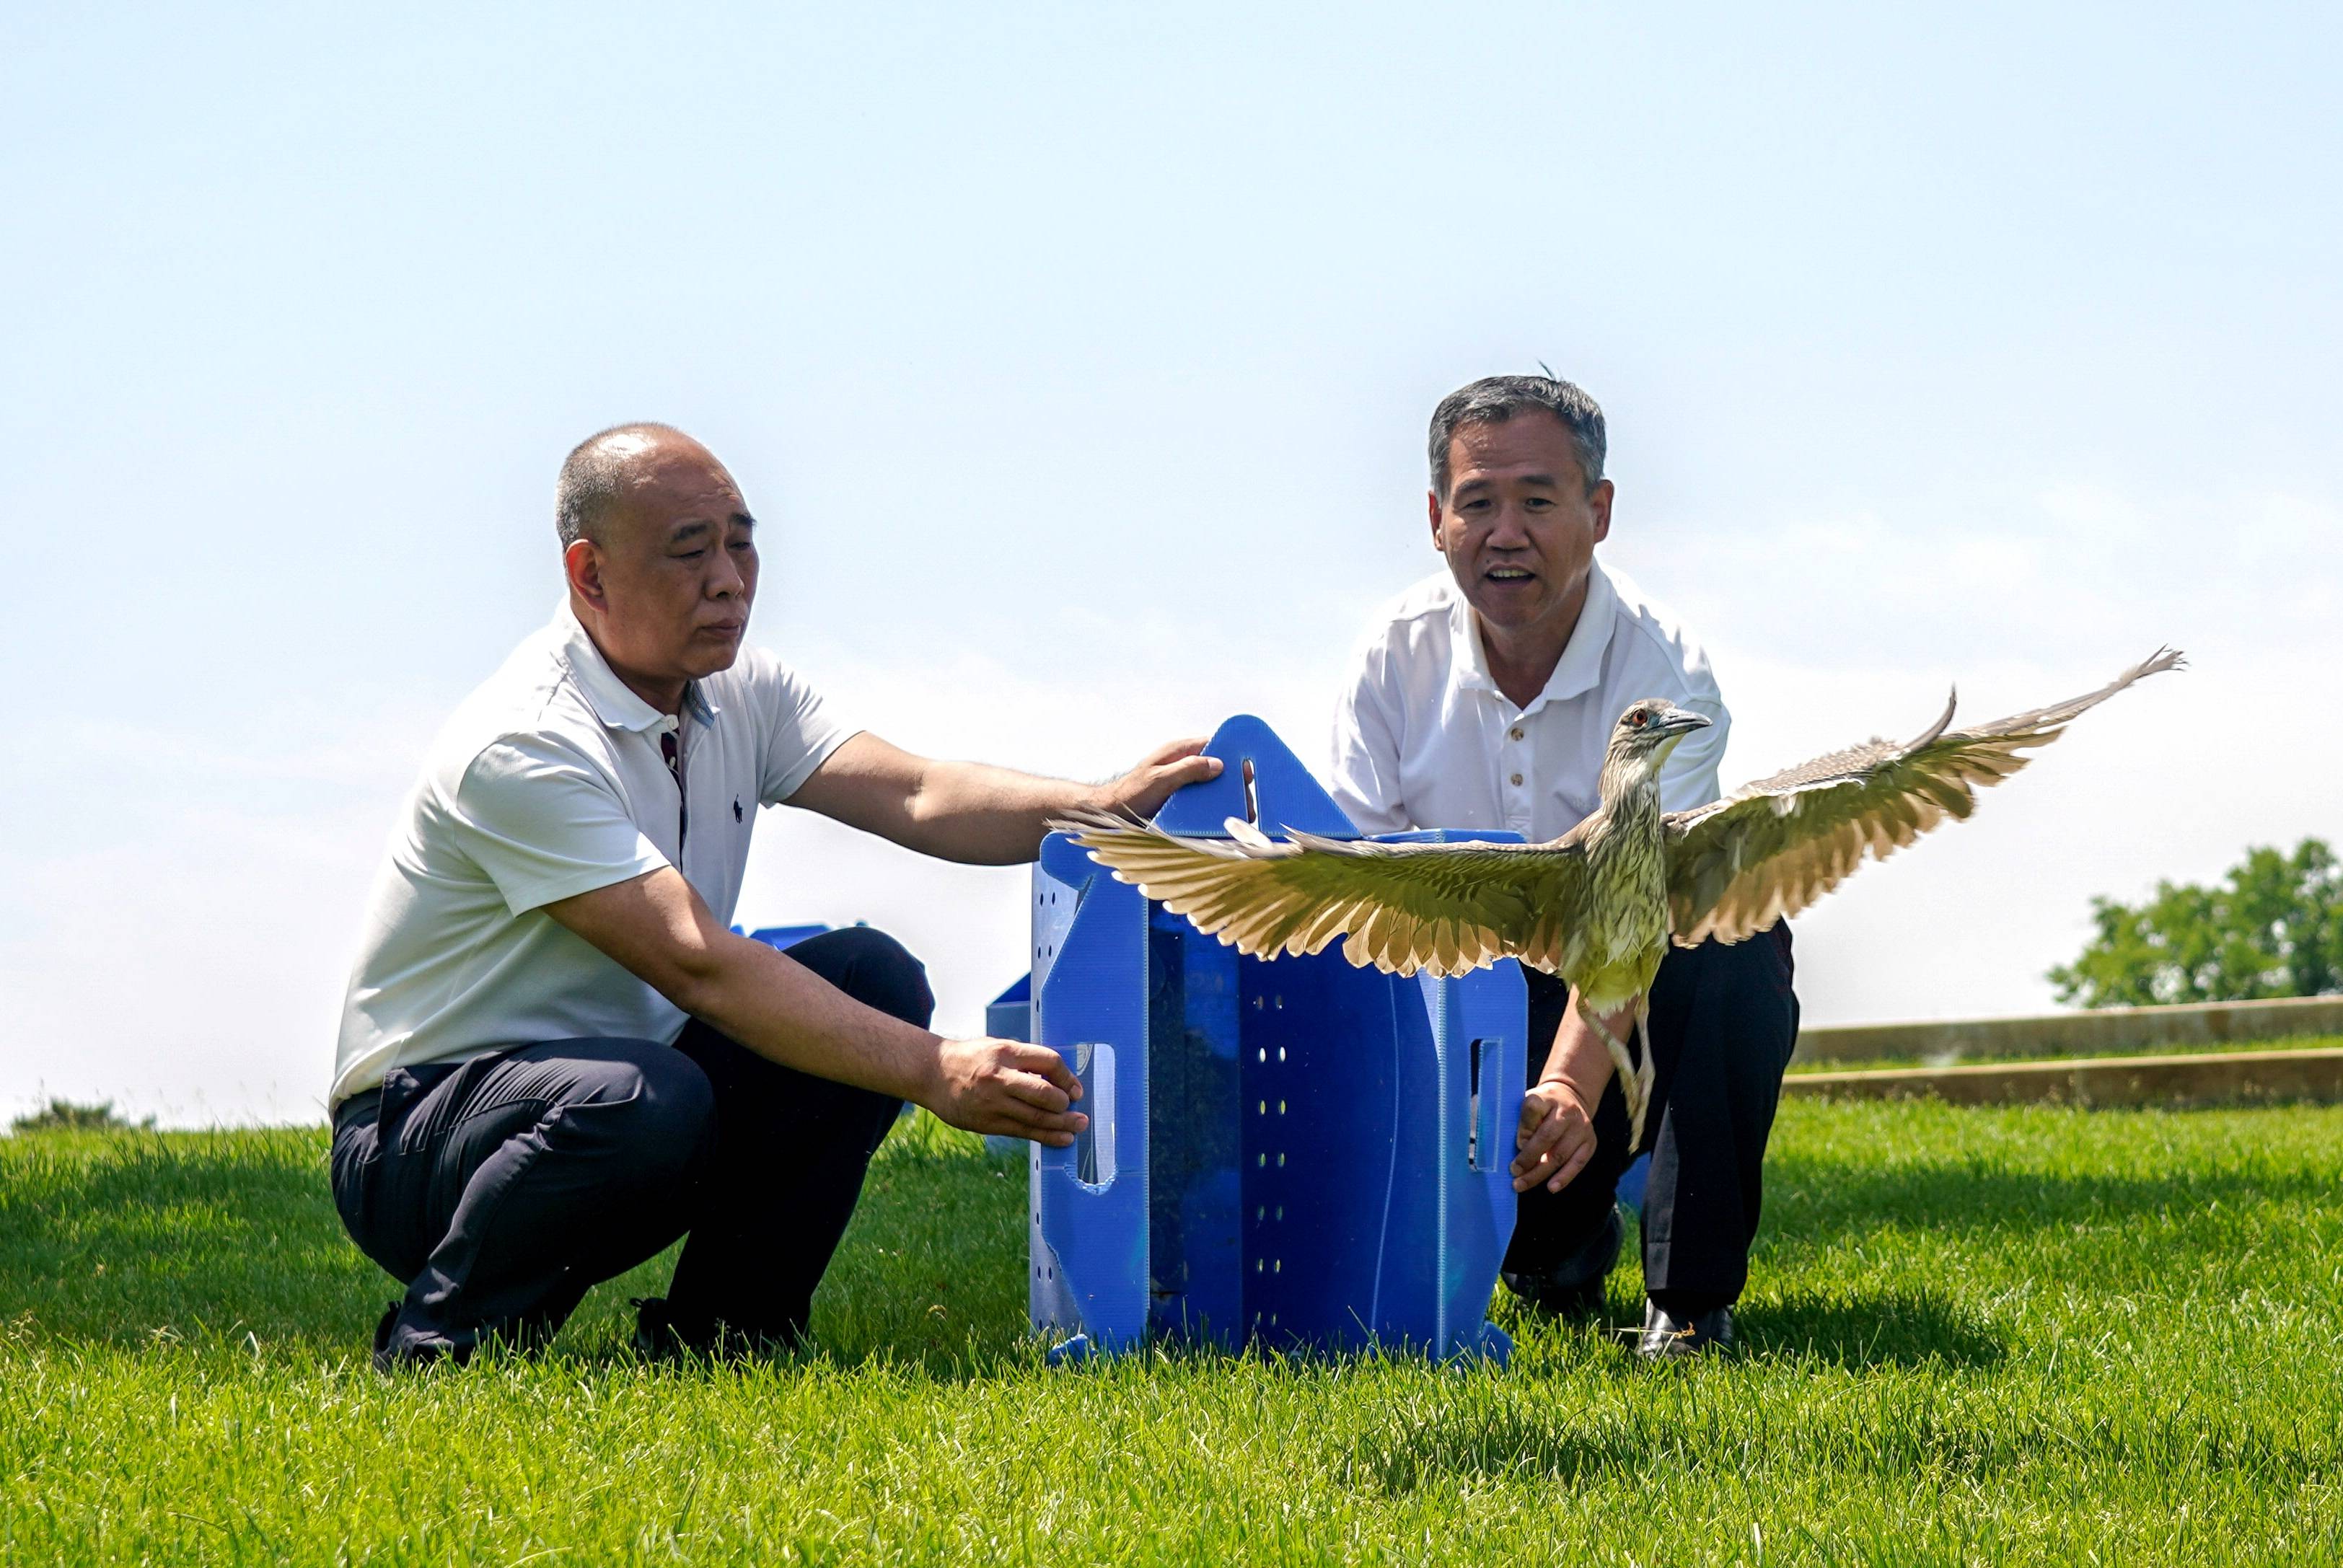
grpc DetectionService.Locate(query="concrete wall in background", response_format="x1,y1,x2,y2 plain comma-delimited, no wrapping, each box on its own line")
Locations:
1795,995,2343,1066
1785,1046,2343,1109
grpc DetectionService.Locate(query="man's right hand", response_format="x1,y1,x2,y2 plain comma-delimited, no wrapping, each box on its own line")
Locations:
1512,1078,1597,1194
926,1037,1089,1146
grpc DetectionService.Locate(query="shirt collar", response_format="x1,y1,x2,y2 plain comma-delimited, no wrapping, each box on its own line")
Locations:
554,602,720,732
1451,559,1619,715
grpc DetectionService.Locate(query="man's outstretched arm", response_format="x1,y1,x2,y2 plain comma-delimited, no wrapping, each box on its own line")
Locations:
1511,994,1630,1194
543,866,1088,1145
786,732,1221,865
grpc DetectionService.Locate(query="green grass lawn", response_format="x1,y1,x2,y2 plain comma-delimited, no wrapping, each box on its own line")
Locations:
5,1102,2341,1565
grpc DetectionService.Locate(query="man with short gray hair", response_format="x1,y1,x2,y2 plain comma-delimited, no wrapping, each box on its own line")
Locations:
1329,375,1799,1357
332,423,1218,1367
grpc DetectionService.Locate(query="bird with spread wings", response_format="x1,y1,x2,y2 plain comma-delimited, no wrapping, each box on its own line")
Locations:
1055,648,2183,1148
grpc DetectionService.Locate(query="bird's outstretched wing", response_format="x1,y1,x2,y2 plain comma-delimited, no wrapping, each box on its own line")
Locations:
1052,809,1593,978
1663,648,2183,946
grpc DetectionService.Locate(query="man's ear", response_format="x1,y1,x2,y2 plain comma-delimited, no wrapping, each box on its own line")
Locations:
1426,488,1445,550
1588,478,1615,544
563,538,610,611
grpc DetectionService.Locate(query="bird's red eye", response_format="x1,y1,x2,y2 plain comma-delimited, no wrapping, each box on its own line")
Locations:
1629,710,1648,727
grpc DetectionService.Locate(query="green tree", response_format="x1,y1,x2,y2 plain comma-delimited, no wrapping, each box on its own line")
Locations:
2049,838,2343,1008
8,1098,154,1135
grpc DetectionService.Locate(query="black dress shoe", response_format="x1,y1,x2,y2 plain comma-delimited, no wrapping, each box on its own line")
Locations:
1503,1207,1625,1319
372,1300,462,1373
632,1297,803,1362
1638,1300,1735,1360
630,1296,693,1362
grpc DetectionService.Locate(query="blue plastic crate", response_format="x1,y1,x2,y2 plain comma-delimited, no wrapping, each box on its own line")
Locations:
980,975,1038,1160
740,922,833,951
1617,1151,1650,1215
985,972,1032,1042
1024,715,1524,1365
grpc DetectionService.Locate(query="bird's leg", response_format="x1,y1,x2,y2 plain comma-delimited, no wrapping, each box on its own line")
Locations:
1577,998,1650,1152
1630,994,1656,1151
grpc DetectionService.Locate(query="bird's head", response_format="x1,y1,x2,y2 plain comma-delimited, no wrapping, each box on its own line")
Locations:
1606,698,1712,776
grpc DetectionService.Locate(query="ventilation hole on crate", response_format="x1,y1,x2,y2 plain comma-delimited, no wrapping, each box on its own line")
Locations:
1278,1047,1287,1062
1275,1206,1284,1220
1273,1259,1282,1274
1257,1153,1266,1168
1278,1099,1287,1114
1257,1047,1266,1062
1274,995,1284,1009
1255,1259,1265,1274
1255,1205,1265,1221
1277,1152,1286,1167
1242,757,1258,824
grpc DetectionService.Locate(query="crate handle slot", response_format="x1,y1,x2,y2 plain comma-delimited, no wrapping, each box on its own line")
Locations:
1067,1041,1117,1190
1468,1037,1505,1173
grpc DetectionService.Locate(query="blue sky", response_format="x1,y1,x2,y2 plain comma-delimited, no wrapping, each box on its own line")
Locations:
4,2,2338,1123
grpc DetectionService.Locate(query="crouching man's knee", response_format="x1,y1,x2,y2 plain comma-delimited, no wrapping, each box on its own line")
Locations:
792,927,936,1031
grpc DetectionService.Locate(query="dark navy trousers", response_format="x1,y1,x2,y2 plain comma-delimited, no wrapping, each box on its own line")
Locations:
330,927,933,1360
1505,924,1800,1308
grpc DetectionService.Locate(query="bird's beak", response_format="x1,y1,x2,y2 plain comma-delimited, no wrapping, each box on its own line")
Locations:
1654,708,1712,736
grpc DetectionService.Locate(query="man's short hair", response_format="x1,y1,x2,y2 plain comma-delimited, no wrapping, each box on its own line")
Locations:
1428,374,1607,502
555,422,687,547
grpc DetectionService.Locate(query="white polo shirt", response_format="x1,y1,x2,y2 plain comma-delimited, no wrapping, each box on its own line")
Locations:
330,604,856,1106
1327,560,1727,842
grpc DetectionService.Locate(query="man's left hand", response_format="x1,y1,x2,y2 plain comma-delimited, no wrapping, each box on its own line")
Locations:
1094,737,1222,819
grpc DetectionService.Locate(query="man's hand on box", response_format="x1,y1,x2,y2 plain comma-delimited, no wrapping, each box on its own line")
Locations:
928,1036,1089,1147
1094,737,1223,821
1512,1078,1597,1194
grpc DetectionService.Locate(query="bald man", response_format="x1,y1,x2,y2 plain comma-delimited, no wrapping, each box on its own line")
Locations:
330,423,1218,1368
